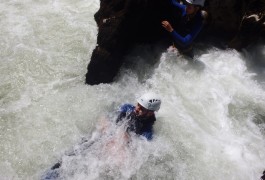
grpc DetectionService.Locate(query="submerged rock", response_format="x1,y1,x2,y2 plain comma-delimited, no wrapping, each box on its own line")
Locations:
85,0,265,85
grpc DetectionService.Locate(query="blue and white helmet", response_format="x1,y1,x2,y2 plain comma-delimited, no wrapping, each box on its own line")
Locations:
186,0,205,7
137,93,161,112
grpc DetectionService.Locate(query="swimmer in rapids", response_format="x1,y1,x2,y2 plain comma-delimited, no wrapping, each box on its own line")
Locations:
116,93,161,141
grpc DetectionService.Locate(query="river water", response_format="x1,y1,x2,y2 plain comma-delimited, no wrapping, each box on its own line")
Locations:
1,0,265,179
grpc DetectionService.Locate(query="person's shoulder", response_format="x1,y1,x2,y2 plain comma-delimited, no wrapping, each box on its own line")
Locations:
171,0,186,10
119,104,135,113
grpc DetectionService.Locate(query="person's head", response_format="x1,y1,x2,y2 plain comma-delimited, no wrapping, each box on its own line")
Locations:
135,93,161,117
184,0,205,15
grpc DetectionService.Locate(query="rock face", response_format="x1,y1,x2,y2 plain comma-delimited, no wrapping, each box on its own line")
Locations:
229,0,265,49
86,0,265,85
204,0,245,37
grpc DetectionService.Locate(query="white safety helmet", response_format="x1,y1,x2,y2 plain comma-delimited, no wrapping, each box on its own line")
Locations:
137,93,161,112
185,0,205,7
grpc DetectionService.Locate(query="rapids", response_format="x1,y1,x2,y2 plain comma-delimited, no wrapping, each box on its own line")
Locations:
0,0,265,179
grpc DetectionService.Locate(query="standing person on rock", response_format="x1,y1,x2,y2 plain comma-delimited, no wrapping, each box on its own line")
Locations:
162,0,207,59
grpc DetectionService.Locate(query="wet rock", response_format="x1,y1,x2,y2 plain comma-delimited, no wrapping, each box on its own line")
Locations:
228,0,265,50
85,0,191,85
86,0,174,85
204,0,246,37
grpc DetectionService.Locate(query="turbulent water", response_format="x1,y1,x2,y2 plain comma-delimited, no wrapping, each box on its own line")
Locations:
1,0,265,179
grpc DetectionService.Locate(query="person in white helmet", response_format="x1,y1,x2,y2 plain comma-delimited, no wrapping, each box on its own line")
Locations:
162,0,207,58
116,93,161,140
41,94,161,180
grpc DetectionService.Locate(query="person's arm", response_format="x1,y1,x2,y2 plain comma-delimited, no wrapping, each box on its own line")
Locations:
116,112,126,123
170,19,203,47
140,123,154,141
141,131,153,141
116,104,134,123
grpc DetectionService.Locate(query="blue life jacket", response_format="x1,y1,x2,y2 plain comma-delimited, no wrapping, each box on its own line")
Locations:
116,104,156,140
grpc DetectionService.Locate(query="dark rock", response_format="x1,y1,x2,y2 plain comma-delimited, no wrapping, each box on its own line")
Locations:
261,170,265,180
85,0,265,85
86,0,175,85
229,0,265,50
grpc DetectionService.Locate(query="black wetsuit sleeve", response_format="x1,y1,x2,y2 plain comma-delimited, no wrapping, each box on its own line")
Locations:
116,112,126,123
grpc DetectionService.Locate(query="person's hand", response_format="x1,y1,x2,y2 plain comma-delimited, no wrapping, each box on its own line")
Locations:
162,21,174,32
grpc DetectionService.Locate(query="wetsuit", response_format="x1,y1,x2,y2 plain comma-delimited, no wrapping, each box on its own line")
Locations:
116,104,156,140
170,0,204,57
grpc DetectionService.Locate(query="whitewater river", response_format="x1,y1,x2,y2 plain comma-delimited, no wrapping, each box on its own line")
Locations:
1,0,265,179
